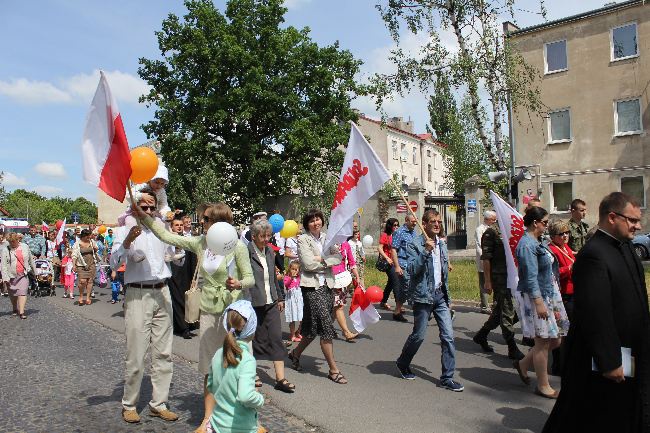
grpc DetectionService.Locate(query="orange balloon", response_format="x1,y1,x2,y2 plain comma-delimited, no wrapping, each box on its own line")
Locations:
98,225,107,234
130,147,159,184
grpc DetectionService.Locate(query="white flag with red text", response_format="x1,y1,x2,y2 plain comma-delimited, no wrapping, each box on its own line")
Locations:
323,122,391,251
55,218,66,247
490,191,532,335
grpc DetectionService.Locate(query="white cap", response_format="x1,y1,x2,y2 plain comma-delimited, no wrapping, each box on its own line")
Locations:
252,211,267,218
153,164,169,183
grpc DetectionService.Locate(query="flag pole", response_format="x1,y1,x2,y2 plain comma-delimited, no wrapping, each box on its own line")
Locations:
387,177,430,241
126,181,142,228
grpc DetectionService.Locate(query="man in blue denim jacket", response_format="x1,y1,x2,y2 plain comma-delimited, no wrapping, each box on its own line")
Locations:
395,209,463,392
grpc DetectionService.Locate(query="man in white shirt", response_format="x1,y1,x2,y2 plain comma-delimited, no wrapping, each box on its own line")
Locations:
110,188,178,424
239,211,267,246
475,211,496,314
182,215,193,237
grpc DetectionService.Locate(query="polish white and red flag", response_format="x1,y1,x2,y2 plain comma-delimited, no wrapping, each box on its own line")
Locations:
41,221,49,233
81,71,132,202
55,218,66,247
349,286,381,333
490,190,532,335
323,122,391,251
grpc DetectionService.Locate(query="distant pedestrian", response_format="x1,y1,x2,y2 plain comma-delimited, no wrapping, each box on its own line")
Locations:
391,214,418,322
167,215,198,339
395,209,464,392
24,225,46,258
71,228,100,306
512,206,569,399
240,211,267,246
543,192,650,433
475,211,496,314
567,199,589,253
204,300,264,433
348,221,366,281
331,240,360,341
61,248,75,299
378,218,399,310
1,233,35,319
283,261,303,343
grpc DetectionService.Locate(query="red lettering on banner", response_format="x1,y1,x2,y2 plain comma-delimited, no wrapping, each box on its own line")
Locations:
508,214,525,266
332,159,369,210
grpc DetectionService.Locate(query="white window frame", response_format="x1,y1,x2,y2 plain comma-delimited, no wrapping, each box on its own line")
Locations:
426,149,431,157
614,97,643,136
412,146,418,164
392,140,398,160
550,180,573,213
547,108,572,144
427,164,432,182
544,39,568,75
620,175,646,209
611,22,639,62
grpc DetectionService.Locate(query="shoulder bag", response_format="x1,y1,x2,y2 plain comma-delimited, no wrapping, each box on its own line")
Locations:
184,254,202,324
375,254,391,272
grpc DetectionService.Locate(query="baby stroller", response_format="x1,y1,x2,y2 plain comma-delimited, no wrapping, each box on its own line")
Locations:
33,259,55,297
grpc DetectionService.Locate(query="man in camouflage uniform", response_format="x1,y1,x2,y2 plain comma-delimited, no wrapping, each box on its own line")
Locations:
568,198,589,253
472,221,524,360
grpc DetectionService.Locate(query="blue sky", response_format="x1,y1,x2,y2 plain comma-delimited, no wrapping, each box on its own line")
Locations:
0,0,608,203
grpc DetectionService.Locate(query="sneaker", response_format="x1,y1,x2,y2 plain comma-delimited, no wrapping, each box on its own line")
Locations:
70,295,75,299
62,293,68,298
396,362,415,380
392,313,408,323
149,406,179,422
122,408,141,423
440,379,464,392
91,291,96,298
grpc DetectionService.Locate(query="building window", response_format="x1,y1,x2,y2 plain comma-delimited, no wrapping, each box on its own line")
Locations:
544,40,567,74
548,109,571,143
414,177,419,183
392,140,398,159
402,175,407,184
434,181,438,193
400,143,407,161
621,176,645,207
615,98,643,135
427,164,432,182
433,154,438,169
426,149,431,157
611,23,638,61
412,146,417,164
551,181,572,212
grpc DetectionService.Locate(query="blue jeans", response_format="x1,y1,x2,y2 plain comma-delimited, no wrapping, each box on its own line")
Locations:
396,293,456,381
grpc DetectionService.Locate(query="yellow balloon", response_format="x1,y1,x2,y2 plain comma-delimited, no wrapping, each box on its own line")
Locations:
98,225,107,234
280,220,299,238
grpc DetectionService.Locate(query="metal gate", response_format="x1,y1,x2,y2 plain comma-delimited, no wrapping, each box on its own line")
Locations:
424,196,467,250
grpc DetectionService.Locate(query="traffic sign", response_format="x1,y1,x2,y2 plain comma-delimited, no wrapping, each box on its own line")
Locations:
409,201,418,212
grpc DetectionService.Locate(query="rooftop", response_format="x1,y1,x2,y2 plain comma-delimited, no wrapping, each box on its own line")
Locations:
358,115,447,148
508,0,644,37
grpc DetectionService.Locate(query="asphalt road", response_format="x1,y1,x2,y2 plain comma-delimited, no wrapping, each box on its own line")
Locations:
36,283,557,433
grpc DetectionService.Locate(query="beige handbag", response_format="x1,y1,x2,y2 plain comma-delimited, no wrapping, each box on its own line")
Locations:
184,255,202,324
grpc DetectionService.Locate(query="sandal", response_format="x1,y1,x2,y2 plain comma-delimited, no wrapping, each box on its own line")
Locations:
19,314,27,320
327,371,348,384
274,378,296,393
11,311,18,317
513,360,531,385
255,376,263,388
345,332,359,342
288,350,302,371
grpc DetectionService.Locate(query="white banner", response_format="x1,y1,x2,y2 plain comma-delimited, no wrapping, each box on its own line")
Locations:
323,122,391,251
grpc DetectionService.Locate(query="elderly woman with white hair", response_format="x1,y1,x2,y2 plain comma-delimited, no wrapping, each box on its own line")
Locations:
246,218,295,393
1,232,36,319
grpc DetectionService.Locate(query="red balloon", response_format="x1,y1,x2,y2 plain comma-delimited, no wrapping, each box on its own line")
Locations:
55,220,64,230
365,286,384,303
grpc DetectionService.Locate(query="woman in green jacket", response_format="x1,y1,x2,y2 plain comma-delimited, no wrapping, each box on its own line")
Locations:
134,202,254,432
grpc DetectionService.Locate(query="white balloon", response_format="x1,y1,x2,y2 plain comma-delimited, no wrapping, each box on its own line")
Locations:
206,222,239,256
362,234,374,248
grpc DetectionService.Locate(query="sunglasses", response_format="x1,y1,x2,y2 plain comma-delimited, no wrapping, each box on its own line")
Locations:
537,220,549,226
553,231,570,236
612,212,641,225
141,206,156,212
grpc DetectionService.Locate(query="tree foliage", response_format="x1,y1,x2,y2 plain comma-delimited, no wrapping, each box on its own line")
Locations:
372,0,545,172
0,189,98,225
138,0,363,220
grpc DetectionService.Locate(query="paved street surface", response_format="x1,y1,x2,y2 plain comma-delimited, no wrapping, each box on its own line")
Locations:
1,283,558,433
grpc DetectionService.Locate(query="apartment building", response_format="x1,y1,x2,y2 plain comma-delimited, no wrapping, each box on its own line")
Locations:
508,0,650,225
357,115,450,197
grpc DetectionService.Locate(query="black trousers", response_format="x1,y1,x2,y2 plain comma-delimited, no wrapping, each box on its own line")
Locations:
381,265,400,304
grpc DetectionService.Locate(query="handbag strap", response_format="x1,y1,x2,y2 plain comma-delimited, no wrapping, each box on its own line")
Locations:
190,251,202,291
553,244,575,264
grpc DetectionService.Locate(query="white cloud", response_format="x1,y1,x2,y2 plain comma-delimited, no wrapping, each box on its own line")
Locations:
34,162,67,178
33,185,64,196
1,171,28,186
0,78,72,104
0,69,150,106
283,0,311,9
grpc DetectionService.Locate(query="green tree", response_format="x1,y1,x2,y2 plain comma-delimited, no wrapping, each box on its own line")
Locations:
138,0,363,220
428,74,486,194
0,189,97,225
372,0,545,172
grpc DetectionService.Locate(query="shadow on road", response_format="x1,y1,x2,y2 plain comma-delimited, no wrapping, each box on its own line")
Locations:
496,406,549,432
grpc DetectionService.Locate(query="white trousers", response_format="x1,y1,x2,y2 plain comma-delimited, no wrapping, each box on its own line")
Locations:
122,285,174,411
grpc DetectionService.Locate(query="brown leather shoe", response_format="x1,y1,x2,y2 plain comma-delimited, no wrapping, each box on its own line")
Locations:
122,408,141,423
149,406,179,421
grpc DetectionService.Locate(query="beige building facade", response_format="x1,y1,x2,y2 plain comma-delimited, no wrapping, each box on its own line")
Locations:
508,0,650,227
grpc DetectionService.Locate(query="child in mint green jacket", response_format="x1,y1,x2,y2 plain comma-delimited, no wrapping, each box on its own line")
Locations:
205,300,263,433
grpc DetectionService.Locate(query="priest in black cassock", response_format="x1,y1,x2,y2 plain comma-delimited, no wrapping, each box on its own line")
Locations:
543,192,650,433
168,216,198,339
